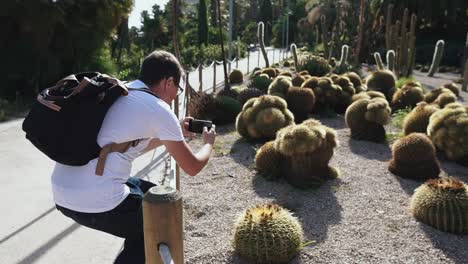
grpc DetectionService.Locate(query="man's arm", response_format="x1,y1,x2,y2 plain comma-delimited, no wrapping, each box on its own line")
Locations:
162,126,216,176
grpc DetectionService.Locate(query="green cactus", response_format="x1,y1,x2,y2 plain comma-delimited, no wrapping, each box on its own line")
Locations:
345,97,391,143
286,87,316,123
229,69,244,84
257,22,269,68
237,87,265,105
236,95,295,141
267,76,292,97
291,43,298,69
402,102,439,135
365,70,397,101
291,74,306,87
255,141,283,179
386,50,396,72
274,120,339,187
374,52,385,71
298,54,331,77
391,83,424,111
212,96,242,125
250,74,272,92
232,203,304,263
388,133,440,180
427,102,468,164
427,40,445,77
410,177,468,234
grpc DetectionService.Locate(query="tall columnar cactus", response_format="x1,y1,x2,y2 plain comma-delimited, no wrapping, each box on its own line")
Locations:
235,95,295,141
374,52,385,71
345,97,391,143
406,14,417,76
427,40,445,77
320,15,329,57
386,50,396,73
291,43,298,70
427,102,468,165
257,22,269,68
232,204,304,263
463,58,468,91
274,119,339,187
385,4,393,51
388,133,440,180
402,102,439,135
339,44,349,67
410,177,468,234
397,9,409,76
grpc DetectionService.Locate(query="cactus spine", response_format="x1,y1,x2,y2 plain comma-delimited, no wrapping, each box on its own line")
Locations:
427,40,445,77
386,50,395,72
291,43,298,70
374,52,385,71
257,22,269,68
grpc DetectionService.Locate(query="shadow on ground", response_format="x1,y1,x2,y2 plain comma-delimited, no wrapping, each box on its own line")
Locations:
419,223,468,264
348,138,392,161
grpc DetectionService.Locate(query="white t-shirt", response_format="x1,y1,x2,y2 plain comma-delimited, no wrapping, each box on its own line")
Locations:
51,80,184,213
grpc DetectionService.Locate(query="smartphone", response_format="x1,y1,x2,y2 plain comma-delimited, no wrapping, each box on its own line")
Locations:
188,119,213,134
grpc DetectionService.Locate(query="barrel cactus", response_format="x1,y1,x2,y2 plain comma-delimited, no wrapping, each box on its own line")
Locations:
388,133,440,180
333,76,356,114
424,87,456,108
268,76,292,98
286,86,316,123
212,96,242,125
345,97,391,143
344,72,367,94
279,71,293,78
291,74,306,87
255,141,284,179
188,91,216,120
229,69,244,84
391,83,425,111
237,87,265,106
365,70,397,102
261,67,277,78
236,95,295,141
402,102,439,135
351,90,386,103
441,82,460,97
410,177,468,234
232,203,304,263
250,74,272,92
427,102,468,165
274,119,339,187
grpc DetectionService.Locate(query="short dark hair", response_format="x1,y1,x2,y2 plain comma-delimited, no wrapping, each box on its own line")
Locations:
139,50,183,87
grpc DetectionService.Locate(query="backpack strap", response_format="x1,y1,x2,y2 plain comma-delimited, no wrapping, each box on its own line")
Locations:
95,140,139,176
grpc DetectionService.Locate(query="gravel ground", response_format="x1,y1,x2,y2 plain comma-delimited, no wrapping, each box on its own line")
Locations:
180,71,468,264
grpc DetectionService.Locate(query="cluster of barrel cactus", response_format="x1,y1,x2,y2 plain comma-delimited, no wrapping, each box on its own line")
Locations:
424,87,457,108
236,95,294,141
237,87,264,105
285,86,316,123
268,76,292,98
297,54,332,77
255,119,339,188
388,133,440,180
391,81,424,111
365,70,397,102
410,177,468,234
232,203,304,263
427,103,468,165
345,96,391,143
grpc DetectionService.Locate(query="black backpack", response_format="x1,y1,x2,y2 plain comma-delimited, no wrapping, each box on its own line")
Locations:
22,72,154,175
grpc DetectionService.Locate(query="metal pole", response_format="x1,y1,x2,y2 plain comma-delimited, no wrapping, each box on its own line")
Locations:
213,62,217,92
236,36,240,68
198,64,203,92
257,50,260,67
247,49,250,73
285,0,289,55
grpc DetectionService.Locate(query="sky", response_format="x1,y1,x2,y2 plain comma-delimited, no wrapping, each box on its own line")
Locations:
129,0,169,28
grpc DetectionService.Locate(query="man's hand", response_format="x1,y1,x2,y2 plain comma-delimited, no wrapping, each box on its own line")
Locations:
202,124,216,145
181,117,196,138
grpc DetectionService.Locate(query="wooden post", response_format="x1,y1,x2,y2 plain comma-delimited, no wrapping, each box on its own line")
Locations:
213,62,217,92
143,186,184,264
198,64,203,92
236,36,240,69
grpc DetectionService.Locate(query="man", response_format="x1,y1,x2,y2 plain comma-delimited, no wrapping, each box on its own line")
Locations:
52,50,216,263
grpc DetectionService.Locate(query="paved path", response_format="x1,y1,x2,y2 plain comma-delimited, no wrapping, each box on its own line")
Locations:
0,48,285,264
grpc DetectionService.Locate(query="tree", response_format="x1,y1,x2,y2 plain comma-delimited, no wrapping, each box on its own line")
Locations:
198,0,209,45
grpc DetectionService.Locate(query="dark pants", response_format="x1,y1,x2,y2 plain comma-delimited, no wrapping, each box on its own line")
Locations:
56,177,156,264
